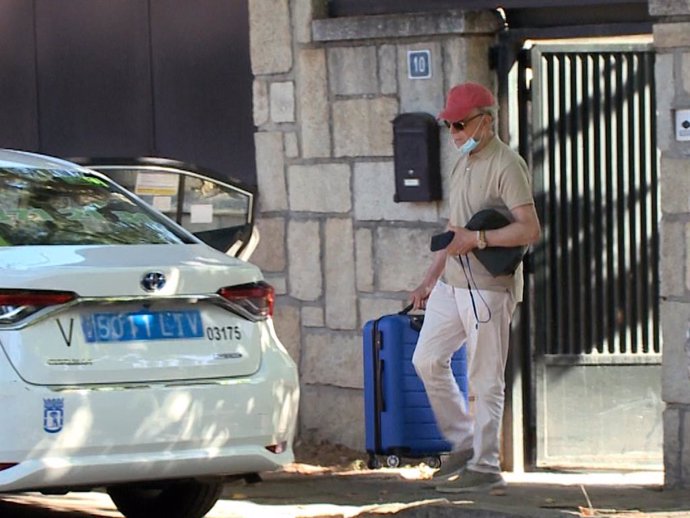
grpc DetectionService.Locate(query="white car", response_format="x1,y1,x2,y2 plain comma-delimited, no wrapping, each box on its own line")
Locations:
0,150,299,518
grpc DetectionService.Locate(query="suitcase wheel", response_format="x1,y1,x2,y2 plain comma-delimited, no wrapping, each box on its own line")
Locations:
385,455,401,468
367,454,381,469
426,456,442,469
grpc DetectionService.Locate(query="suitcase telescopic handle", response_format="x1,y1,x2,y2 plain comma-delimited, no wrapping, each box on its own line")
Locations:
373,327,385,414
372,323,385,454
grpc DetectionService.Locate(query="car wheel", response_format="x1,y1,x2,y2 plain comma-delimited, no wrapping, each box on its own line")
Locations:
107,479,223,518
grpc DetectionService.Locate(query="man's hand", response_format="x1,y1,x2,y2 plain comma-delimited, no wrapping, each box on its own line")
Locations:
410,282,433,310
446,226,478,256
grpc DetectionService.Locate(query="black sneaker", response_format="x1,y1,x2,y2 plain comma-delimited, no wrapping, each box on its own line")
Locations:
435,468,506,493
432,449,473,480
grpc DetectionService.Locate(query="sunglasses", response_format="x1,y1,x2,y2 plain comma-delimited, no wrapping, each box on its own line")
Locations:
443,113,484,131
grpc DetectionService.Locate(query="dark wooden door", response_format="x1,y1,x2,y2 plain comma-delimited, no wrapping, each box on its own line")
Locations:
0,0,255,185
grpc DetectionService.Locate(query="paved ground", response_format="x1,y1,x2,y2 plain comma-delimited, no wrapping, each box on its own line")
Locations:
2,458,690,517
214,465,690,518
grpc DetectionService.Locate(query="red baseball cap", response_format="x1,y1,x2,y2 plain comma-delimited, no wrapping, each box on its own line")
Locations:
438,82,495,122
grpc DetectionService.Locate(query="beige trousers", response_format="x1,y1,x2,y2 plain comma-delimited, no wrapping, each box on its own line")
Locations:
412,280,516,474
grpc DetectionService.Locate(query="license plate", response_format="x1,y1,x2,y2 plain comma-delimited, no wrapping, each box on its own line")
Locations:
81,310,204,343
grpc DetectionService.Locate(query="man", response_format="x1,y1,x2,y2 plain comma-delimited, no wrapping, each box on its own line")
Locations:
410,82,540,493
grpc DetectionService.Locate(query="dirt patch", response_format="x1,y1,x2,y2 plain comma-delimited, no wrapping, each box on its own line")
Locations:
290,439,368,473
288,439,436,480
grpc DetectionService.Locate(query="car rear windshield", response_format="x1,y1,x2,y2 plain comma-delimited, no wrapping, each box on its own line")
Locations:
0,168,192,246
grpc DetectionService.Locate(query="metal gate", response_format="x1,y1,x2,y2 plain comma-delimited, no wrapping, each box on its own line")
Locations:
519,43,662,469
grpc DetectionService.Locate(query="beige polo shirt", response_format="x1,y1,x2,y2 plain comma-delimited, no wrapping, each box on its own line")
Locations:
444,135,534,302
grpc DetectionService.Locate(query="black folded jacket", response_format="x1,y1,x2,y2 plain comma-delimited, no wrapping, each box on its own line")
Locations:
465,209,526,277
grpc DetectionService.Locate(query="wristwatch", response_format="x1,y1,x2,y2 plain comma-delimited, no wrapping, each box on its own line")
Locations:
477,230,488,250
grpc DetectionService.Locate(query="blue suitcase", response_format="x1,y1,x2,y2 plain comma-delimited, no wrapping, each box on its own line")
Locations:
363,305,468,469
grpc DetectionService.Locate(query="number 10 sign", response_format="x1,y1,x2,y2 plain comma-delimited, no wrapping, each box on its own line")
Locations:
408,50,431,79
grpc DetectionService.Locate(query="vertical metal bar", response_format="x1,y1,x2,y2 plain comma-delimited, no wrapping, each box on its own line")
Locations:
592,53,605,354
635,52,653,354
568,53,582,354
581,53,594,354
647,51,661,355
547,53,559,355
558,53,571,355
614,52,628,355
528,48,550,359
627,53,640,354
604,53,616,354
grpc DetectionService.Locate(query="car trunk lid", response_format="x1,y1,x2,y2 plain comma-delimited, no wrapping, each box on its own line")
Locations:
0,244,267,385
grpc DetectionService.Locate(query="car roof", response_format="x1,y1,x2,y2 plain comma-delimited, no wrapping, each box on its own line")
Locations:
0,149,82,170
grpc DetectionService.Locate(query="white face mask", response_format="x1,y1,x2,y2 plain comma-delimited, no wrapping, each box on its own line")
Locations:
458,116,484,156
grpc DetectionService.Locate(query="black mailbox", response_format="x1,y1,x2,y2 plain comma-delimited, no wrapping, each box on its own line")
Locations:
392,112,442,203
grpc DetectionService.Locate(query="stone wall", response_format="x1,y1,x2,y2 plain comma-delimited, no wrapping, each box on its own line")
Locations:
650,0,690,488
248,0,500,448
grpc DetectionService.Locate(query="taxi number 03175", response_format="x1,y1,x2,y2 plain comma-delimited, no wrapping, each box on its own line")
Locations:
206,325,242,341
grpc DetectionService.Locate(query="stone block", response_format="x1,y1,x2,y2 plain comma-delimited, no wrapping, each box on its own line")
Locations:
298,49,331,158
353,161,439,222
681,409,690,486
376,226,437,291
249,0,292,75
288,220,322,300
265,274,287,295
253,80,269,127
355,228,374,292
660,156,690,214
298,385,364,450
398,42,444,116
288,163,352,213
312,10,499,42
650,0,690,16
443,37,495,92
325,218,357,329
683,53,690,96
659,219,684,298
443,37,467,90
664,407,681,487
654,23,690,49
684,223,690,293
328,46,378,95
661,300,690,405
302,306,324,327
333,98,398,157
270,81,295,123
301,331,362,388
251,217,286,272
284,132,299,158
359,297,405,326
655,54,675,152
254,132,287,211
273,303,301,366
378,44,397,94
439,130,460,220
293,0,327,44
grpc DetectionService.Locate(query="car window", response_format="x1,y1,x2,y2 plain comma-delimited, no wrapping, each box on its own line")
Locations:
101,167,252,234
0,167,192,246
76,161,257,257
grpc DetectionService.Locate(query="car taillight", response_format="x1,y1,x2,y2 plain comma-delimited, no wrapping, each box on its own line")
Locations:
0,289,77,324
217,281,274,319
